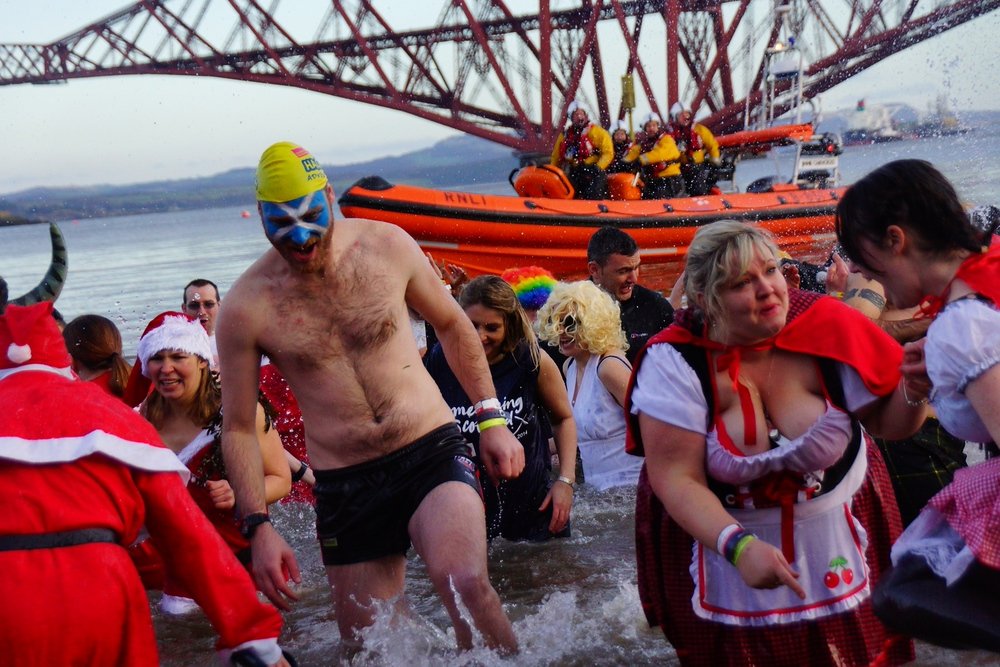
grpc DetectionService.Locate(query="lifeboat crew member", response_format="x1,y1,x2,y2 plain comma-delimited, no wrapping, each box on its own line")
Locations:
670,102,721,196
606,120,636,174
625,112,684,200
551,100,614,200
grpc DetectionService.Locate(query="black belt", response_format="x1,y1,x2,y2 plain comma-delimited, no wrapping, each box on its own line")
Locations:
0,528,118,552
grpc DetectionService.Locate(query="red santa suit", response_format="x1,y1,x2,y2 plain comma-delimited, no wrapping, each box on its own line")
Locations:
0,303,284,666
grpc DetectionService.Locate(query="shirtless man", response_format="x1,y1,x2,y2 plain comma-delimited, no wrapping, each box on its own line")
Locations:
218,142,523,654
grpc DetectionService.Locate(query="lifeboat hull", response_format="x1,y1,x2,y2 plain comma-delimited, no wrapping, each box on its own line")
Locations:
337,175,842,292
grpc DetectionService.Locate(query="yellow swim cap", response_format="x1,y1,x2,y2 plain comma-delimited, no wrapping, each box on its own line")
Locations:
256,141,329,203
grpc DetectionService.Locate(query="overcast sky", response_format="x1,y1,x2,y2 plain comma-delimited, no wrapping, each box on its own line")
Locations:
1,1,998,195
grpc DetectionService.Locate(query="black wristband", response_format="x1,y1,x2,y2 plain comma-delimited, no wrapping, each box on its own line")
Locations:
291,460,309,483
240,512,271,539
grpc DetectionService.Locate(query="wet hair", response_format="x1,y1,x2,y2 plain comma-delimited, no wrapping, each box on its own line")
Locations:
182,278,220,304
142,363,220,430
62,314,132,398
684,220,781,340
836,160,982,275
587,226,639,266
458,275,540,368
536,280,628,355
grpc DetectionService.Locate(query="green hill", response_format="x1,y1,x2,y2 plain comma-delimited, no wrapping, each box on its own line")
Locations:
0,134,518,223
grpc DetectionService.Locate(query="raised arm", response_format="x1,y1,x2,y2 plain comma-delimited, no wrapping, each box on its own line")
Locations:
535,352,577,533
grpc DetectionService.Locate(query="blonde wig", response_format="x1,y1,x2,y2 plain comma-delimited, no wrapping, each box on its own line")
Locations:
536,280,628,355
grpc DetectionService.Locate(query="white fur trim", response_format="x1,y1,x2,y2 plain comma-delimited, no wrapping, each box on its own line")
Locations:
0,364,75,382
175,430,214,466
137,315,213,377
670,102,689,119
643,112,662,126
567,99,582,117
7,342,31,364
0,430,190,483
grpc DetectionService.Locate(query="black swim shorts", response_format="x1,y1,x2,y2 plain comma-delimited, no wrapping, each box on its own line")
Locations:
314,423,482,566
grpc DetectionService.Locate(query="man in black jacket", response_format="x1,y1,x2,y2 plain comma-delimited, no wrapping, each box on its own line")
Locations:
587,226,674,362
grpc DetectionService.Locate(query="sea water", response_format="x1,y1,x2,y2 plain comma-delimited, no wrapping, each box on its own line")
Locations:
1,132,999,666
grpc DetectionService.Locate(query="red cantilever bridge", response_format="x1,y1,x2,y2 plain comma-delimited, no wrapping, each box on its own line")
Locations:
1,0,997,154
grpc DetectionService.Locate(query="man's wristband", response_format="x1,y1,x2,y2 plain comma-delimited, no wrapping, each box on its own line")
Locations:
477,417,507,433
291,459,310,483
240,512,271,539
474,398,502,415
556,475,576,490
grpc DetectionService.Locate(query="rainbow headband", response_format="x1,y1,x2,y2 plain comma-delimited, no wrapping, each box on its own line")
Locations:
256,141,329,203
501,266,557,311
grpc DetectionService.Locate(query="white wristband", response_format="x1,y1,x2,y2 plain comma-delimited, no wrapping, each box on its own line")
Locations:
474,398,502,414
716,523,742,556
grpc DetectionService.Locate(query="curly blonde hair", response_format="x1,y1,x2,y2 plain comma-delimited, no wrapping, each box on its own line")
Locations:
535,280,628,355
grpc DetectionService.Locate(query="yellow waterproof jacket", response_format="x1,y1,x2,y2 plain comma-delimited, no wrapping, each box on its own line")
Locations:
674,123,720,164
625,133,681,177
551,124,614,170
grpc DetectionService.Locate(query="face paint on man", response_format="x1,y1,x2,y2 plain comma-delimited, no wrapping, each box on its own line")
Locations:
260,189,332,249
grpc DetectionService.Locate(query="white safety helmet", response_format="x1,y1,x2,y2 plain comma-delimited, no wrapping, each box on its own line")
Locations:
567,99,587,119
670,102,691,120
642,112,662,126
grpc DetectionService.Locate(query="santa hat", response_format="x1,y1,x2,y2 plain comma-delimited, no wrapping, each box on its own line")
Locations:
670,102,690,120
642,112,662,126
501,266,557,311
135,312,212,378
0,302,73,377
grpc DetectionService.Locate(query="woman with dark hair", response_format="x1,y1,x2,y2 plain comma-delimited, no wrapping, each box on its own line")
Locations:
134,312,290,613
627,220,925,665
63,314,132,399
836,159,1000,651
425,275,578,541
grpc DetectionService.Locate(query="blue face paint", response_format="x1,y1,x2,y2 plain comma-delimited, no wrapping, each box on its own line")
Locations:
260,189,331,247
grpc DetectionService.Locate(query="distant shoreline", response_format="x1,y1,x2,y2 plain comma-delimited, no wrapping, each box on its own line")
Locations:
0,214,48,227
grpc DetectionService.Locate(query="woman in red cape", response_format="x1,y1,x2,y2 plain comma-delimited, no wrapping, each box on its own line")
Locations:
625,220,926,666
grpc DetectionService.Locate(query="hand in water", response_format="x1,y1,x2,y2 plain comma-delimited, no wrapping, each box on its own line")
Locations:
251,524,301,611
539,479,573,533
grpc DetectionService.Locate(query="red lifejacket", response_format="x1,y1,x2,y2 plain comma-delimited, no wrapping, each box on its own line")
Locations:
559,123,596,164
671,123,704,161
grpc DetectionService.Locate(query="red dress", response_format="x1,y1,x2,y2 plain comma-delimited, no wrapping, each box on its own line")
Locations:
0,369,283,666
626,290,914,666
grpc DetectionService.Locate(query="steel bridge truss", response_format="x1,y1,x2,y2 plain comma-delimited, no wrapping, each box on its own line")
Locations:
1,0,996,154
